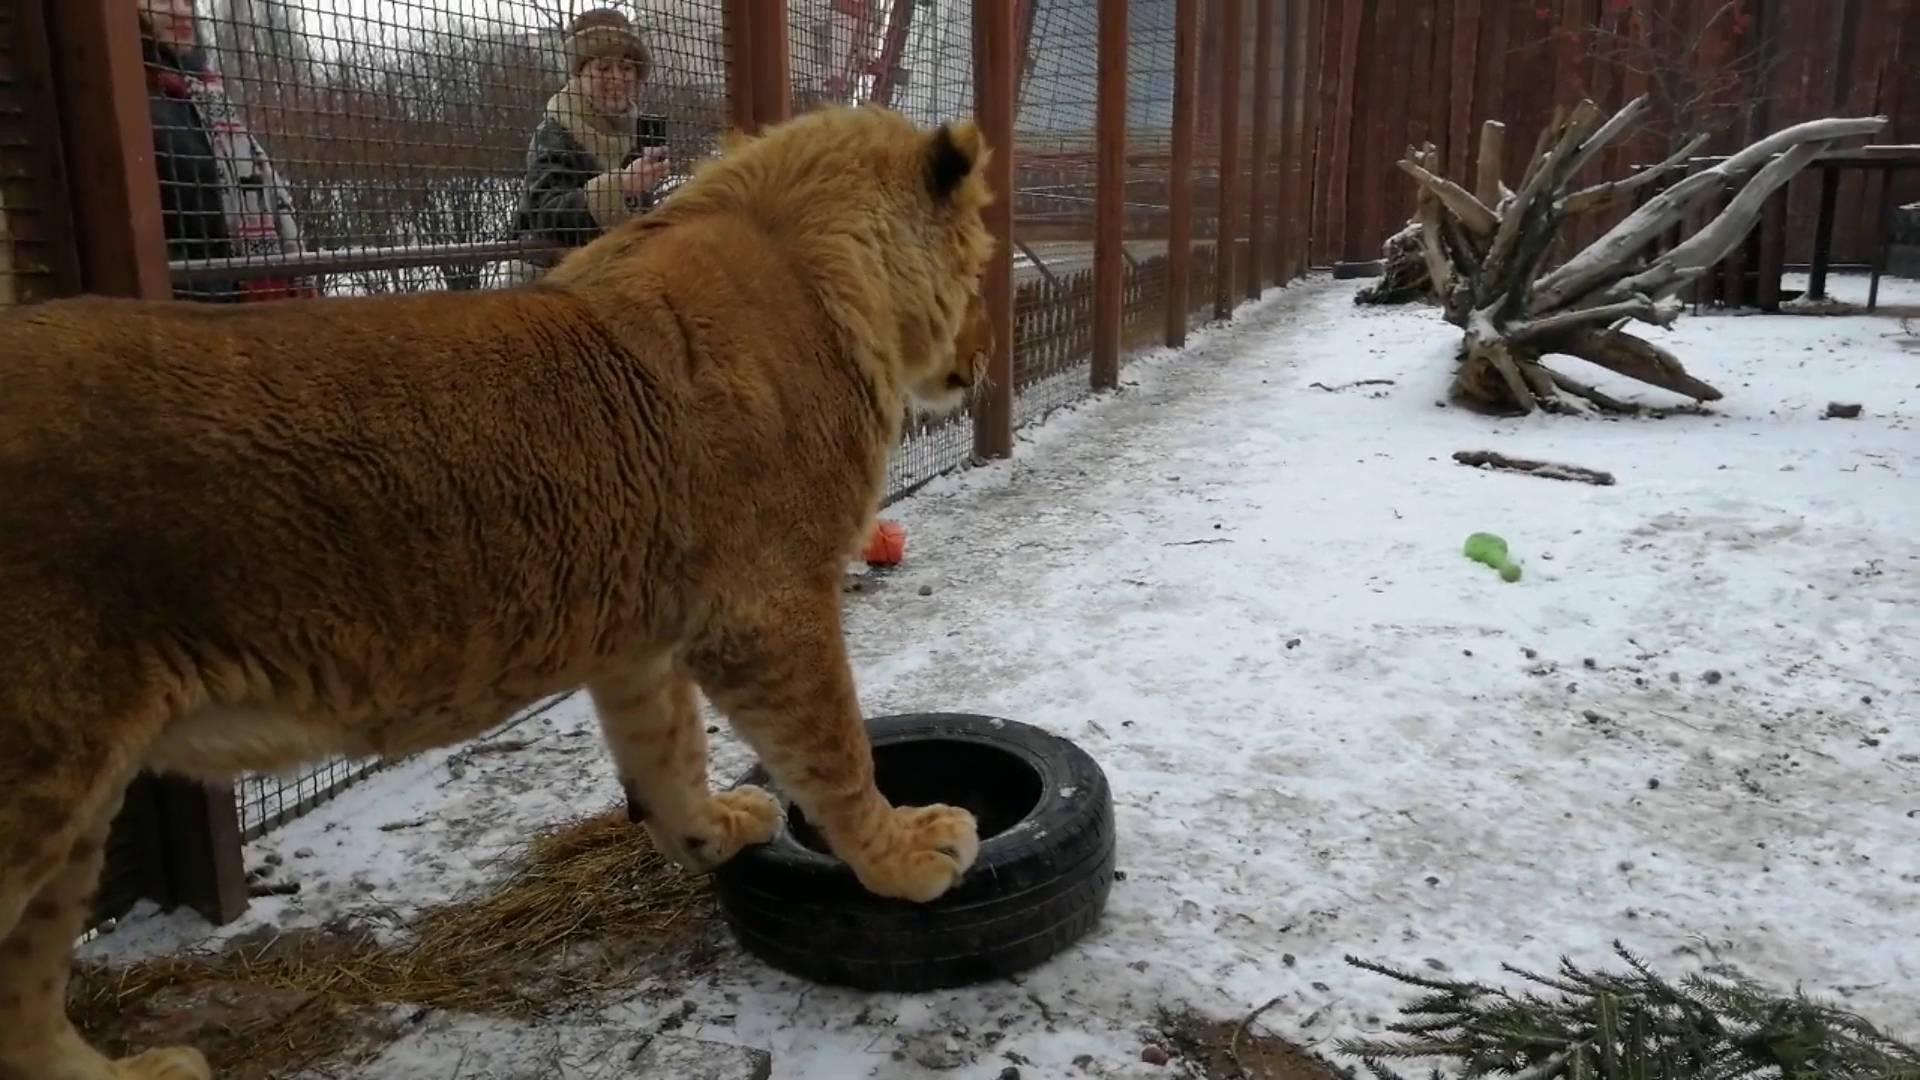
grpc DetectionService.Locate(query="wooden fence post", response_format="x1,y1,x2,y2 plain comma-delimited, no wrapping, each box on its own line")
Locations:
1269,0,1293,281
44,0,249,926
751,2,792,129
1297,0,1328,272
1213,0,1242,319
972,0,1015,458
1091,0,1127,389
1245,0,1274,299
1166,0,1200,347
724,0,757,132
44,0,168,299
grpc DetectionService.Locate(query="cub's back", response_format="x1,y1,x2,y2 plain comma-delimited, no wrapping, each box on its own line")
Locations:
0,287,693,685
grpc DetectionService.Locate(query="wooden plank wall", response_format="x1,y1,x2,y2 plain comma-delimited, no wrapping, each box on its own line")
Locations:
1303,0,1920,267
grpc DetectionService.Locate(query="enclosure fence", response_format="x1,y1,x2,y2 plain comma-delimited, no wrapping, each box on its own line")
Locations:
22,0,1914,928
14,0,1322,927
1303,0,1920,272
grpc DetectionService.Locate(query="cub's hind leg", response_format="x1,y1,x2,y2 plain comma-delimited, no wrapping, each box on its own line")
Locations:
0,777,210,1080
688,583,980,903
590,656,782,875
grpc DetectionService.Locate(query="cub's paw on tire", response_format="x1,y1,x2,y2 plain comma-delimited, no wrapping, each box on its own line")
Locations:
714,712,1115,992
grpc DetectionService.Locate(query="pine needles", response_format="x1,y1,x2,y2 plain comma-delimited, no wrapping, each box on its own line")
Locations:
1339,942,1920,1080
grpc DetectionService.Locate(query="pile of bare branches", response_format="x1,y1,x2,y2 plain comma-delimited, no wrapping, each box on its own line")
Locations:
1398,96,1885,414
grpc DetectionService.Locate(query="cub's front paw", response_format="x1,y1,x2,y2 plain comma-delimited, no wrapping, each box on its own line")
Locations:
651,785,784,873
850,804,980,903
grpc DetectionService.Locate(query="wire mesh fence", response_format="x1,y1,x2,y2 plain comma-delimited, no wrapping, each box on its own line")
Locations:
869,0,979,501
151,0,731,299
1009,0,1097,425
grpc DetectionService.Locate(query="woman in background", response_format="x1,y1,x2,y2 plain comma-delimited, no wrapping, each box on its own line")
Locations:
140,0,311,301
515,8,671,266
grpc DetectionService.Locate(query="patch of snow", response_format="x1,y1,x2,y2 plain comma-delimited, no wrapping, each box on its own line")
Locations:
86,273,1920,1078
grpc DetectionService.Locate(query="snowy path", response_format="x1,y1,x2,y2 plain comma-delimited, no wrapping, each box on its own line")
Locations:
91,277,1920,1078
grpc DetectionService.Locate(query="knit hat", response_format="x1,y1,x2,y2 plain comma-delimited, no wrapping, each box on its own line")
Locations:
564,8,651,80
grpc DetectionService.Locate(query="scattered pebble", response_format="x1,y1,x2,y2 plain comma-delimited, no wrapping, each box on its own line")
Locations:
918,584,934,596
1141,1045,1171,1066
1703,670,1723,685
1647,778,1661,790
1583,657,1597,669
294,847,315,859
1824,401,1863,419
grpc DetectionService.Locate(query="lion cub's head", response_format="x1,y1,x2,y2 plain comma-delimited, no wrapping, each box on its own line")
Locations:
622,106,998,415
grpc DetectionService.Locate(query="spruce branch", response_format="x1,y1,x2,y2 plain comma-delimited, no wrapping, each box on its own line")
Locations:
1339,942,1920,1080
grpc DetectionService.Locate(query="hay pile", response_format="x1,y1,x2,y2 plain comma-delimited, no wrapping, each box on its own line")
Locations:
72,808,712,1077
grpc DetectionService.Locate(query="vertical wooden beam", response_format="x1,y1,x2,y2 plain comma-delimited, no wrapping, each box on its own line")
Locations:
751,1,793,129
724,0,757,132
158,781,249,925
44,0,169,299
1166,0,1200,347
1425,0,1452,174
1757,185,1788,312
9,0,83,303
1448,0,1481,181
972,0,1015,459
1807,165,1841,300
1245,0,1275,299
1269,0,1294,279
1213,0,1242,319
1866,165,1896,313
1298,0,1323,273
1091,0,1128,390
869,0,916,108
1322,0,1362,267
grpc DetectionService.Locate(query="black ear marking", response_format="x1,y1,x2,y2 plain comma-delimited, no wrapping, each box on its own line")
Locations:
925,123,975,199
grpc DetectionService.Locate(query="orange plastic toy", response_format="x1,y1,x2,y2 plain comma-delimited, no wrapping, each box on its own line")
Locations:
862,519,907,566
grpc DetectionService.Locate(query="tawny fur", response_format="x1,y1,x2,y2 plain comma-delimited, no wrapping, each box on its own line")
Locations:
0,104,996,1080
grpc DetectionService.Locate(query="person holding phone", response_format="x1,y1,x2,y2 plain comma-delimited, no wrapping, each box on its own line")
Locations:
514,8,672,267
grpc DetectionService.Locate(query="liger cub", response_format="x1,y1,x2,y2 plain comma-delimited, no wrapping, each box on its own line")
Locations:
0,104,997,1080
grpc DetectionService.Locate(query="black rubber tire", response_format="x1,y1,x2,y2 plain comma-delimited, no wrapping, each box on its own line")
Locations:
712,712,1115,992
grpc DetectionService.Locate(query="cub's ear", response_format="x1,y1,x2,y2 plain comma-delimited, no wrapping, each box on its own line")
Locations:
925,119,989,199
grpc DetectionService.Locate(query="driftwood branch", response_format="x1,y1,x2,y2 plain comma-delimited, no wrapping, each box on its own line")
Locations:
1398,158,1501,236
1453,450,1618,485
1561,95,1651,183
1534,114,1889,313
1554,327,1723,401
1561,133,1711,215
1380,100,1882,416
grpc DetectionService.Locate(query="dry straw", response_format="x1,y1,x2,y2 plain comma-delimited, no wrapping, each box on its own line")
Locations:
72,808,710,1077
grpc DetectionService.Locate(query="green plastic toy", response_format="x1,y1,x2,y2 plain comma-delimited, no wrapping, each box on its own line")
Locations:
1464,532,1523,582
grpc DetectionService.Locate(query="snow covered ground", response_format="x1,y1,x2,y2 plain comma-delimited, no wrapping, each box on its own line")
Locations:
88,273,1920,1078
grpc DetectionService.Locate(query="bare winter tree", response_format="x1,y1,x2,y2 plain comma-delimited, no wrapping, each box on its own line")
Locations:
1530,0,1775,155
207,0,314,95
